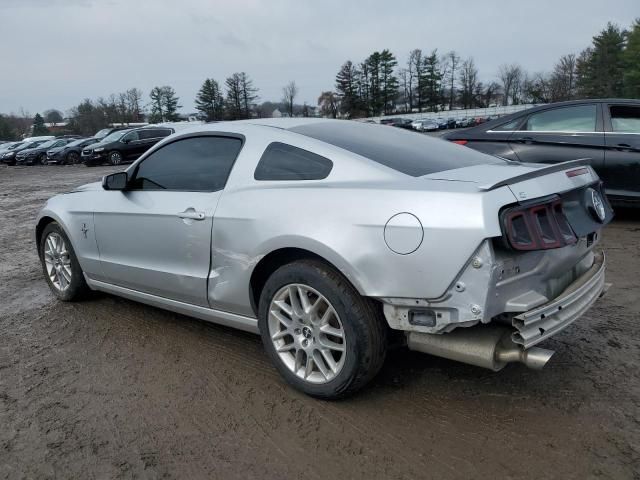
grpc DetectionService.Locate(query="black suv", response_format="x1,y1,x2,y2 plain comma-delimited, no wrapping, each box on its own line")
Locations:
82,127,174,166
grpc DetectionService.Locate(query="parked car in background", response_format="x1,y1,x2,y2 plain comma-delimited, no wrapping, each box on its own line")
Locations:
0,141,21,154
15,138,77,166
442,99,640,206
411,119,439,132
1,140,48,165
82,126,174,166
435,117,448,129
37,118,610,399
47,138,96,165
391,118,414,130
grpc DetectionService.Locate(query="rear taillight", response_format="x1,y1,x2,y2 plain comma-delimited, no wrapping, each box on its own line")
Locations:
451,140,468,146
502,199,577,251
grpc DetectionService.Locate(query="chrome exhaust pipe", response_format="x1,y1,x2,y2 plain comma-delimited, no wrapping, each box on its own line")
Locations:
407,325,554,371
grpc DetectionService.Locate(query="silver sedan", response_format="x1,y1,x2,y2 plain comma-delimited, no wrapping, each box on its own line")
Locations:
36,118,611,398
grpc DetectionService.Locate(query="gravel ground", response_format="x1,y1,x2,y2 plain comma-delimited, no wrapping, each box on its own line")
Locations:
0,165,638,480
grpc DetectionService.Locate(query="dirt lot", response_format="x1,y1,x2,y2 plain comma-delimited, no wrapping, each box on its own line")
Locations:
0,165,638,480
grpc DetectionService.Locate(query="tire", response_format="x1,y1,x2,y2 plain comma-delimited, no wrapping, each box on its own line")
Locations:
39,222,90,301
39,153,48,166
258,259,387,399
66,151,80,165
108,151,123,165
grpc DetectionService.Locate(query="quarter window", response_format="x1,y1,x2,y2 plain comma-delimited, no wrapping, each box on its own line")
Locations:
130,136,243,191
254,142,333,181
492,118,523,131
524,105,597,132
609,105,640,133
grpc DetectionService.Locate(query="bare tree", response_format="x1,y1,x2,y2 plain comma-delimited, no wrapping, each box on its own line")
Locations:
459,58,479,108
282,81,298,117
446,51,460,110
126,88,144,122
499,63,523,105
551,54,577,101
317,91,339,118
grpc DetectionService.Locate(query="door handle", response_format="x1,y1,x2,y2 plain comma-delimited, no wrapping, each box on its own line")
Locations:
515,136,535,144
177,208,205,221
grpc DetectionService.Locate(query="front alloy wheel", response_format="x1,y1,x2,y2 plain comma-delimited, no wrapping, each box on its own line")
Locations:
43,232,72,291
39,153,48,165
39,222,89,301
109,151,123,165
268,284,346,384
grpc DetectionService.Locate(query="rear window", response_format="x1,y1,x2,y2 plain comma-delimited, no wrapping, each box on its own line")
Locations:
255,142,333,180
289,121,501,177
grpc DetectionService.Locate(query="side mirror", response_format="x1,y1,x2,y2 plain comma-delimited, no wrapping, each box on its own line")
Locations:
102,172,128,190
121,138,130,144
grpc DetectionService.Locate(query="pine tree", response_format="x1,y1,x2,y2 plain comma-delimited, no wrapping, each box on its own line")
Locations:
195,78,225,121
379,49,398,115
32,113,49,135
149,87,165,123
623,19,640,98
335,61,360,118
148,86,181,123
421,50,442,112
576,23,626,98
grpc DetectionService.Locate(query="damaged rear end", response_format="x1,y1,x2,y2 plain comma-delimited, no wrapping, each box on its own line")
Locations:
395,160,612,370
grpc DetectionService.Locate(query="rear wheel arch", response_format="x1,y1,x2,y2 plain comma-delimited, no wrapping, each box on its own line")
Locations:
249,247,366,317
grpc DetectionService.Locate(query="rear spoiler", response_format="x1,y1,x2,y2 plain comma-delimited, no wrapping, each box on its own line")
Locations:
478,158,591,191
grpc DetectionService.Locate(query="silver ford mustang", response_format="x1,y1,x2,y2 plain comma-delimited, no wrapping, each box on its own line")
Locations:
36,118,612,398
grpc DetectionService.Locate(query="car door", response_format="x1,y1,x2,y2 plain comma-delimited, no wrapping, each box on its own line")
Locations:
601,103,640,200
119,130,144,160
93,134,244,307
508,103,605,172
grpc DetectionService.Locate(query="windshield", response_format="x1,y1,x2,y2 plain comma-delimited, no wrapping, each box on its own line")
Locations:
36,140,57,149
7,142,24,150
102,130,130,143
66,138,88,147
24,141,47,150
95,129,110,138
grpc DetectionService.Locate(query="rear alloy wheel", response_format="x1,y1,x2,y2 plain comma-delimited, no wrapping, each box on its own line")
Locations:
66,151,80,165
259,260,387,399
39,153,48,165
39,222,89,301
268,284,347,384
109,151,123,165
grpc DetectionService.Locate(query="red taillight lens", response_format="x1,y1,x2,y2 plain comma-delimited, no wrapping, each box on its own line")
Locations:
451,140,468,145
502,199,576,251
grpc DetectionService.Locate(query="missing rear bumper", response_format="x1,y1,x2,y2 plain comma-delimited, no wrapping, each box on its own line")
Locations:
511,251,607,348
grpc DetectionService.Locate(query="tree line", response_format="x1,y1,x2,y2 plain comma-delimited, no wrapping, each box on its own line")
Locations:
1,18,638,140
324,19,640,118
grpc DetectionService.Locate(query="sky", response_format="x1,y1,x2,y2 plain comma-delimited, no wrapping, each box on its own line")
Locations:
0,0,637,116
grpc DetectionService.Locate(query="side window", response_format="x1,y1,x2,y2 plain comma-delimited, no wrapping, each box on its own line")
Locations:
158,129,172,138
254,142,333,181
138,129,156,140
524,105,597,132
609,105,640,133
122,131,139,142
130,136,243,191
